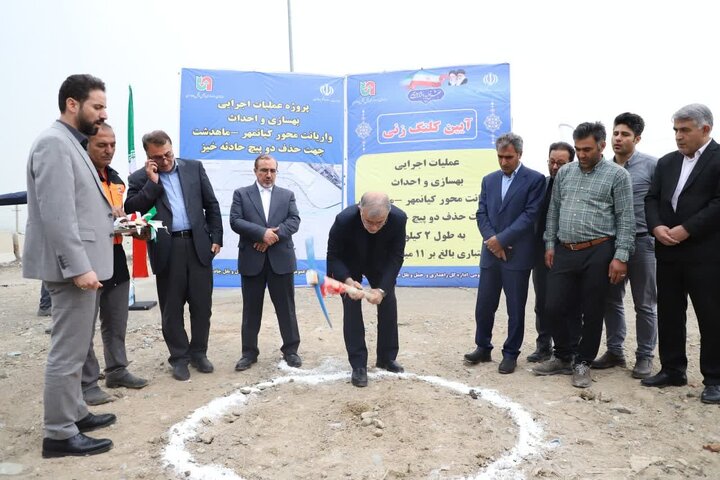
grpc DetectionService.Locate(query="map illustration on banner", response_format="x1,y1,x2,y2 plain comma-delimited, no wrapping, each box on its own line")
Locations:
347,64,511,286
180,69,344,287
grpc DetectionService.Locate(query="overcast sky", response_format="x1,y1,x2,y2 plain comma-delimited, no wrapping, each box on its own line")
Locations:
1,0,718,224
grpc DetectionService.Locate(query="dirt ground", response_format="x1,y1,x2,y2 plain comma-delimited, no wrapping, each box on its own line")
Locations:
0,259,719,480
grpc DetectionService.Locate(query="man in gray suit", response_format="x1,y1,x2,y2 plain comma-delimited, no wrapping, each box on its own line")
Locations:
230,154,302,371
125,131,223,382
23,74,116,458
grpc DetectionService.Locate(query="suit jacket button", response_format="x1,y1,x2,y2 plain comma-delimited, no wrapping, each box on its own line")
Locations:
109,233,114,238
108,213,113,218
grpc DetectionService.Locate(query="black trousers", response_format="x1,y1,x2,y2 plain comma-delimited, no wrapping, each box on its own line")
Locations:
342,275,399,369
545,241,614,364
656,260,720,385
240,257,300,359
155,237,213,366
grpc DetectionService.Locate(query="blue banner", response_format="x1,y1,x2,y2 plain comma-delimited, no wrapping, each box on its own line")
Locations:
179,69,344,287
347,64,511,286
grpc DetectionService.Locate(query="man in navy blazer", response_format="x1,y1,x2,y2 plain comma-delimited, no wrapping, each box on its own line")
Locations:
230,154,302,371
643,104,720,404
464,133,545,374
125,130,223,381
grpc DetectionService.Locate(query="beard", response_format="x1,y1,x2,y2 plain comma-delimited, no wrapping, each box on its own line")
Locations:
77,109,101,136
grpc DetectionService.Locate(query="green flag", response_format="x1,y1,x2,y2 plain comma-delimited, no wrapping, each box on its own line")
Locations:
128,85,136,172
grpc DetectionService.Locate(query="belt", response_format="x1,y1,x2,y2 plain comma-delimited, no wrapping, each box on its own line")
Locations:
171,230,193,238
561,236,612,251
636,232,649,238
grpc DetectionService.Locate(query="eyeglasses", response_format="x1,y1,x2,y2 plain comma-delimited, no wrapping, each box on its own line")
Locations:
257,168,277,174
148,151,174,162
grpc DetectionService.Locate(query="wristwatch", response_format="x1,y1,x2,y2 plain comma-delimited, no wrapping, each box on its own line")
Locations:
377,288,387,298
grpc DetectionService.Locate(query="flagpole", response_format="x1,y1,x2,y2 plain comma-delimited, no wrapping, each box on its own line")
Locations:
127,85,156,311
287,0,294,72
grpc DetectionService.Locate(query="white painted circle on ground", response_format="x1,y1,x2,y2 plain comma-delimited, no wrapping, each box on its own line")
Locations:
163,360,545,479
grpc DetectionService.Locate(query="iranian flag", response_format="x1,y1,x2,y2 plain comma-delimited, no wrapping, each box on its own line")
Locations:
129,85,149,278
401,71,448,90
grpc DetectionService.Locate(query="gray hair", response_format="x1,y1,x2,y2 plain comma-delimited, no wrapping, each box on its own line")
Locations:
672,103,714,129
359,192,391,218
495,132,523,155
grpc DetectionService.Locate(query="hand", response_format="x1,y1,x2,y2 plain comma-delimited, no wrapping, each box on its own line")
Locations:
73,271,103,291
145,160,159,183
367,288,384,305
667,225,689,243
496,248,507,262
263,227,280,246
111,206,125,219
211,243,221,255
484,235,502,255
545,249,555,269
345,278,365,301
652,225,680,246
253,242,268,253
608,259,628,285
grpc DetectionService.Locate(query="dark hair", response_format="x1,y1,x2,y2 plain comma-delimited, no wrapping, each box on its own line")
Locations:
548,141,575,161
141,130,173,153
254,153,278,170
58,74,105,113
573,122,606,143
614,112,645,136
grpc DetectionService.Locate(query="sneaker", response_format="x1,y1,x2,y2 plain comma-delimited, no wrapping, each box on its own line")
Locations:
572,362,592,388
591,351,626,369
631,358,653,379
532,356,572,376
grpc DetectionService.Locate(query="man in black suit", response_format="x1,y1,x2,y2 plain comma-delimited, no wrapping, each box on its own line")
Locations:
643,103,720,404
230,154,302,371
125,130,223,381
327,192,407,387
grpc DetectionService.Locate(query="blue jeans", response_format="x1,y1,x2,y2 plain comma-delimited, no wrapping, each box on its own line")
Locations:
39,282,52,310
603,235,658,360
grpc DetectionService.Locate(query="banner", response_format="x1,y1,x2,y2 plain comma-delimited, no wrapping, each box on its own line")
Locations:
179,69,344,287
346,64,511,286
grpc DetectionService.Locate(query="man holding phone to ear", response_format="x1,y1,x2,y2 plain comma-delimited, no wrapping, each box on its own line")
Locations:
125,130,223,382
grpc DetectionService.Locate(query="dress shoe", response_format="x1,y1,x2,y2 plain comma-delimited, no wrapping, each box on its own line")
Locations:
526,349,552,363
75,413,116,433
351,367,368,387
83,386,114,406
631,358,653,379
172,363,191,381
464,347,491,364
190,356,214,373
498,357,517,374
105,371,149,389
37,307,51,317
42,433,113,458
641,370,687,388
701,385,720,404
283,353,302,368
591,351,627,369
376,359,404,373
234,356,257,371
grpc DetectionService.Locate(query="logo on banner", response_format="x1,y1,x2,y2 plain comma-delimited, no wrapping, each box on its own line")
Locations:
408,88,444,103
195,76,213,92
320,83,334,97
401,71,448,90
359,81,376,97
482,73,499,87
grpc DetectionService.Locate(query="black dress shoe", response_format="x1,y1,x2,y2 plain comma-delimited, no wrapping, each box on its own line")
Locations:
235,356,257,371
464,347,491,364
284,353,302,368
498,357,517,374
526,349,552,363
641,370,687,388
376,359,404,373
75,413,116,433
591,351,627,369
42,433,113,458
351,367,368,387
172,363,191,381
701,385,720,404
105,371,149,389
190,356,214,373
